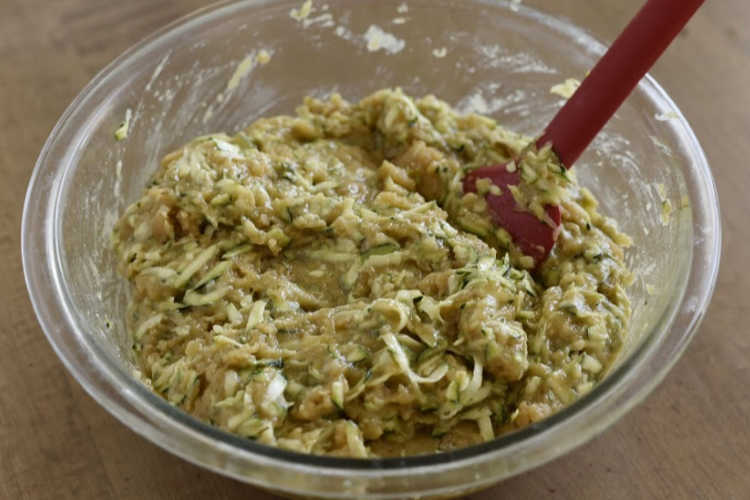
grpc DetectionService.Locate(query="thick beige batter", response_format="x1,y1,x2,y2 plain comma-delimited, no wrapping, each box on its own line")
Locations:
113,89,632,457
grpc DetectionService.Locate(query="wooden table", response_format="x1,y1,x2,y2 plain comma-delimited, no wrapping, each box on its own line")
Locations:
1,1,747,498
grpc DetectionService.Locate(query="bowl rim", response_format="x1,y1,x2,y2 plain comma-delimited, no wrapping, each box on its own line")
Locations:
21,0,722,491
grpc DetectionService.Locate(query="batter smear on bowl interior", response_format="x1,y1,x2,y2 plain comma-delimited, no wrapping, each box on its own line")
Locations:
112,89,633,457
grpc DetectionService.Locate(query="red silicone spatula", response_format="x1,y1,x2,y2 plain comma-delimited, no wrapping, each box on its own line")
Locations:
463,0,705,265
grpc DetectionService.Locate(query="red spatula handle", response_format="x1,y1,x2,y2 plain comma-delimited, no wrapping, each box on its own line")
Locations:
538,0,705,167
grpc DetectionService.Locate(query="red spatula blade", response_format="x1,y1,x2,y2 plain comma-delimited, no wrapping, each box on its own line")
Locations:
463,0,704,265
463,166,561,264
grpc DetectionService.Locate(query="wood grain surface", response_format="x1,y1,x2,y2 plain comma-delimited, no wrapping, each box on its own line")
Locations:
1,1,748,498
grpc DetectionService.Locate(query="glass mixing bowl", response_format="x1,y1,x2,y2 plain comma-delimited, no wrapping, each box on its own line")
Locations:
22,0,721,498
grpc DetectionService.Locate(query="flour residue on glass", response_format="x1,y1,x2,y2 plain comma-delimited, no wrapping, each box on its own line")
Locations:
304,13,335,28
478,44,557,74
432,47,447,58
289,0,334,28
364,25,405,54
650,135,673,157
334,24,355,41
457,85,528,116
145,53,171,92
288,3,406,55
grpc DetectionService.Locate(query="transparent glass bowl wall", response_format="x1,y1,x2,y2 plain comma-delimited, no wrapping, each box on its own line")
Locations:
22,0,720,498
